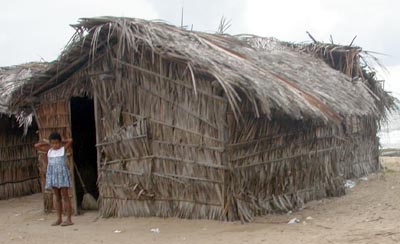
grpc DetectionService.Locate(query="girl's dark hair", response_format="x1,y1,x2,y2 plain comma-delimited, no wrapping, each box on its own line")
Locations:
48,132,62,141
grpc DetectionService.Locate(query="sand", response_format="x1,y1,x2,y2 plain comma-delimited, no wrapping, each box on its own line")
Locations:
1,157,400,244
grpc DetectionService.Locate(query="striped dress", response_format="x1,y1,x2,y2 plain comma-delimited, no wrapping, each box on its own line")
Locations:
45,147,71,189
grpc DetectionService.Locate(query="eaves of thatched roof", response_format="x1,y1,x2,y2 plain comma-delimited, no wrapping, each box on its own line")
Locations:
0,62,48,115
5,17,394,124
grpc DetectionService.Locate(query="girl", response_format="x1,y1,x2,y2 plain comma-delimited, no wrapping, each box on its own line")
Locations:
35,132,73,226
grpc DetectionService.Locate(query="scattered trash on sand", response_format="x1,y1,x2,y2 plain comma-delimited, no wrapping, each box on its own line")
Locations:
150,228,160,233
344,180,356,189
288,218,300,224
360,177,368,181
113,230,122,233
287,210,293,215
306,216,313,220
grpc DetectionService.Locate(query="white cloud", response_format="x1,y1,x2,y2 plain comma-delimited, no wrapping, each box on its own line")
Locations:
243,0,400,66
380,65,400,99
0,0,158,66
243,0,338,41
1,0,399,70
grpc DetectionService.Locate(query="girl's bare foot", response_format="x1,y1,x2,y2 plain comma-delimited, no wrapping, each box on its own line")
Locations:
61,220,73,226
51,220,62,226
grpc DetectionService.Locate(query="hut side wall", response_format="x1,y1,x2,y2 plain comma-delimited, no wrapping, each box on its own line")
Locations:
92,51,229,220
0,117,40,200
339,116,379,178
225,115,345,221
225,112,380,221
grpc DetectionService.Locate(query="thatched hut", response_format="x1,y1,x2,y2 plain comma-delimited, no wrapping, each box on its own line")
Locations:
6,17,394,221
0,63,44,200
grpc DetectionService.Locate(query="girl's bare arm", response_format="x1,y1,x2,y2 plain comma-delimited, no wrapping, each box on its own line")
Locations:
63,138,73,150
34,141,51,153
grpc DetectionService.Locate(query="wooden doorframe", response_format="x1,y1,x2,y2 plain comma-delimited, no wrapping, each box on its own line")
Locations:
67,100,79,215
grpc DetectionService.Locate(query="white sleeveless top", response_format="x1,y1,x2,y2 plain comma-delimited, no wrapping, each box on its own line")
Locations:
48,147,65,158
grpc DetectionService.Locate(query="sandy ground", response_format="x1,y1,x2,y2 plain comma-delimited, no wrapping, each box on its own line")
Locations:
1,157,400,244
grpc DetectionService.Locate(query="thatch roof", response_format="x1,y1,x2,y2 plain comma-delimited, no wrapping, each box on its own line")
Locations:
294,41,396,118
5,17,395,123
0,62,48,114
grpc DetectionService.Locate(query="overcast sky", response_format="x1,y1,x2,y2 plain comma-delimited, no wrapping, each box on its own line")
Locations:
1,0,399,97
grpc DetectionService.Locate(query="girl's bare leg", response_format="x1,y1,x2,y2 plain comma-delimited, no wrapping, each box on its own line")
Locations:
61,187,73,225
52,188,62,226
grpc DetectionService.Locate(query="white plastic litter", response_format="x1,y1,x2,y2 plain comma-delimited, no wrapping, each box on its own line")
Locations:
113,230,122,233
150,228,160,233
360,177,368,181
287,210,293,215
344,180,356,189
288,218,300,224
306,216,313,220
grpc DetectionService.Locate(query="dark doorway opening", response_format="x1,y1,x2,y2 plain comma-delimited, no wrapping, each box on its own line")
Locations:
70,97,98,208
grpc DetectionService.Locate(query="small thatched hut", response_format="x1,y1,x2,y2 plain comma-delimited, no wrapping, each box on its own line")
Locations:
6,17,394,221
0,63,44,200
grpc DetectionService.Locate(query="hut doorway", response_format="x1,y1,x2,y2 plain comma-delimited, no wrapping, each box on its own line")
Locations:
70,97,98,208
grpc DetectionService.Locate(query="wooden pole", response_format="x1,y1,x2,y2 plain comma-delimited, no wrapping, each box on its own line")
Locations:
68,101,79,216
93,79,102,195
